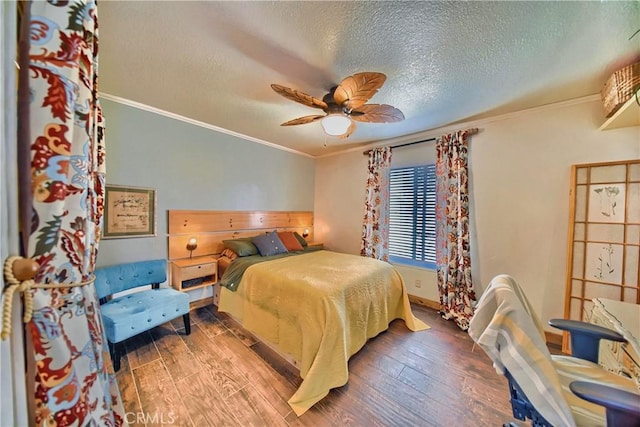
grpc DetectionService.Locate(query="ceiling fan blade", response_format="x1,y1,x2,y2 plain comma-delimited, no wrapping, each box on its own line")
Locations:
333,72,386,110
271,84,328,110
280,115,325,126
337,120,356,139
351,104,405,123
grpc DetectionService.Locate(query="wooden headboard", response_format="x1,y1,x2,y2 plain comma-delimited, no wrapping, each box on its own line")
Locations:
168,210,314,260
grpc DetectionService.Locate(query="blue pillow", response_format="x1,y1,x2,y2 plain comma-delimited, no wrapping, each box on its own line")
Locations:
252,231,288,257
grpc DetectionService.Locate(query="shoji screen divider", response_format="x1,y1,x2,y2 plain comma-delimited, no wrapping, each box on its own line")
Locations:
564,159,640,352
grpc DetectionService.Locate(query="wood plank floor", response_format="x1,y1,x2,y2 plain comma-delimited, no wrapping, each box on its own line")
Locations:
115,304,516,426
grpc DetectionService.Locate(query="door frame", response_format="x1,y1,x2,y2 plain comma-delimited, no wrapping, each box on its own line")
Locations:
0,1,28,424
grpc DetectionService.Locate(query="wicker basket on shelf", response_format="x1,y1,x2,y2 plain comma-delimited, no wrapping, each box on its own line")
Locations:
601,61,640,118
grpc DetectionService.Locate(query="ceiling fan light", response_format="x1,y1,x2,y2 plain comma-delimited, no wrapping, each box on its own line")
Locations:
321,114,352,136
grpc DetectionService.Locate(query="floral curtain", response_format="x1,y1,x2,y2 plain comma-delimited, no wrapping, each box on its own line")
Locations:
435,131,476,330
20,0,125,424
361,147,392,261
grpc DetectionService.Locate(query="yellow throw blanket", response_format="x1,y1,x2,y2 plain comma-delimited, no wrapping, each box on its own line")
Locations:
219,250,429,415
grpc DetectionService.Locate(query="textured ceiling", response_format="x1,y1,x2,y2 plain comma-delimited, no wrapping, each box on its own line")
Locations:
98,1,640,157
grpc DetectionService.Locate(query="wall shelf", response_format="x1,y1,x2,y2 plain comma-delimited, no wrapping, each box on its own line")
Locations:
599,95,640,130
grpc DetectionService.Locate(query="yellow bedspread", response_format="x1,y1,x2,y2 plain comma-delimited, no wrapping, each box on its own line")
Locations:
218,250,429,415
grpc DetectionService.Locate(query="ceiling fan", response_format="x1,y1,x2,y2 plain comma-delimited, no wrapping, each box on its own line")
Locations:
271,72,404,139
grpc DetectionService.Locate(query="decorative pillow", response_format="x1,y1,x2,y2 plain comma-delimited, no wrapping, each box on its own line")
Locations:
222,238,258,257
293,231,308,247
220,248,238,261
277,231,304,252
252,231,288,257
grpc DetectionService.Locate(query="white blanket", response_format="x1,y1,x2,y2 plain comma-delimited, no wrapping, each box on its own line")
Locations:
468,274,576,427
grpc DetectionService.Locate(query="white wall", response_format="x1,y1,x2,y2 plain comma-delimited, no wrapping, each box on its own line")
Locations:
314,97,639,330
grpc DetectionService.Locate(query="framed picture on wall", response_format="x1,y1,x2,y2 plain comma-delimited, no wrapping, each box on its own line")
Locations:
102,185,156,239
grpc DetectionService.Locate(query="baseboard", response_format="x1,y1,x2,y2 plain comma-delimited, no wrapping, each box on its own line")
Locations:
544,331,563,348
189,297,214,310
409,294,565,349
408,294,440,310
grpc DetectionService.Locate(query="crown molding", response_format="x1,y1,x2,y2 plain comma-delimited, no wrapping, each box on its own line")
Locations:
316,94,602,159
100,92,601,160
99,93,314,158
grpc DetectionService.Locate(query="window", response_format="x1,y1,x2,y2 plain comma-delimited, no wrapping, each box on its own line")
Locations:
389,164,436,269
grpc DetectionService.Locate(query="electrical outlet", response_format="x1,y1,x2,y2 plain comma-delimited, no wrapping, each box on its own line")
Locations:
415,279,421,288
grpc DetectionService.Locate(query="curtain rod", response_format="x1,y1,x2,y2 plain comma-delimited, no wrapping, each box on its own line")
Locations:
362,127,479,155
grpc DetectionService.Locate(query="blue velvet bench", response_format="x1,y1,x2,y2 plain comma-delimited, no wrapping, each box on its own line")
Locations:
94,259,191,371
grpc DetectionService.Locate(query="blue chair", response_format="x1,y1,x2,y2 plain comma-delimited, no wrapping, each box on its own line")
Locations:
469,274,640,427
94,259,191,371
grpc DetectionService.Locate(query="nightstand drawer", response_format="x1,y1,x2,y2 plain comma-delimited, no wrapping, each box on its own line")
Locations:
170,256,218,292
181,263,216,281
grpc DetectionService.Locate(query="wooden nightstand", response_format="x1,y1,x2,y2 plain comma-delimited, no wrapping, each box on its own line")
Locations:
170,256,217,292
307,242,323,249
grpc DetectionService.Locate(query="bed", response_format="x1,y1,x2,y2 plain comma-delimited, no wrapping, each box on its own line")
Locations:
167,210,429,416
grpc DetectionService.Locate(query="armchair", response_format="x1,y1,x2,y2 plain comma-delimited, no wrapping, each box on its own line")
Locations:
94,259,191,371
469,274,640,427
